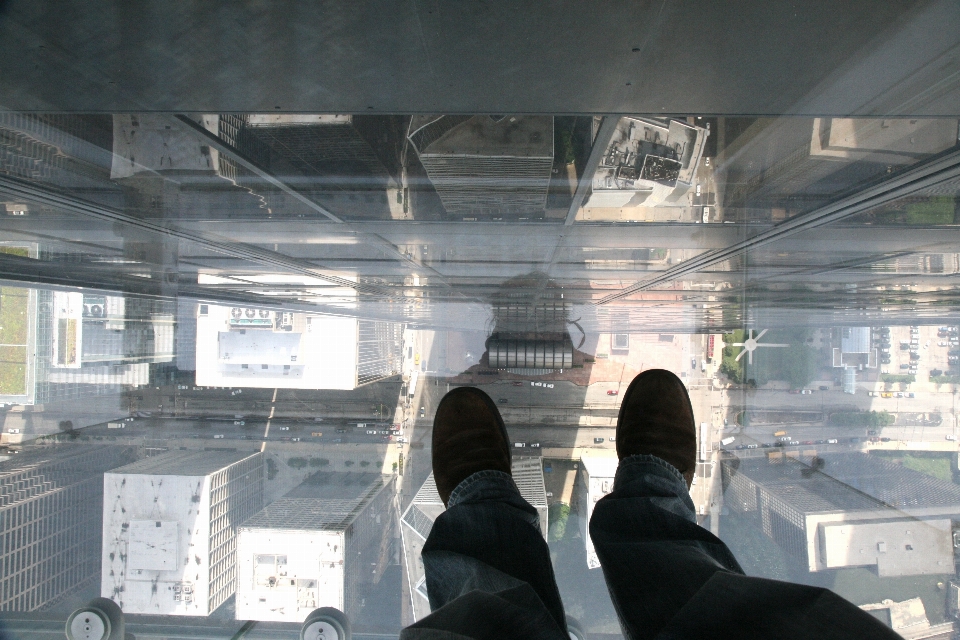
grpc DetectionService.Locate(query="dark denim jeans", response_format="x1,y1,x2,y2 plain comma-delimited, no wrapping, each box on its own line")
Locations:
401,456,901,640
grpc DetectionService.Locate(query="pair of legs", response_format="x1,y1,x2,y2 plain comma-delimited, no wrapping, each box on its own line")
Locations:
401,370,900,640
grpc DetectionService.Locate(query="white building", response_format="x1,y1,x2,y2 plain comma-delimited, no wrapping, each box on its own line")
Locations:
195,300,402,390
400,457,548,621
577,454,619,570
101,451,263,616
235,472,395,623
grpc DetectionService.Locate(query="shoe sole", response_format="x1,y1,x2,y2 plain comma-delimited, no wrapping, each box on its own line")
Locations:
434,386,512,464
616,368,695,460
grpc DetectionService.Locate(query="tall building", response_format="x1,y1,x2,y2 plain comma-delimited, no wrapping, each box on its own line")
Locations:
407,115,554,218
722,453,960,576
584,117,708,209
577,453,619,570
0,445,138,611
195,302,402,390
33,290,174,403
400,458,547,621
241,114,401,183
235,471,396,623
101,451,263,616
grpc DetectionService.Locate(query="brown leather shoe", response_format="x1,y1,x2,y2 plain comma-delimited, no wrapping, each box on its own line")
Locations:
432,387,512,506
616,369,697,488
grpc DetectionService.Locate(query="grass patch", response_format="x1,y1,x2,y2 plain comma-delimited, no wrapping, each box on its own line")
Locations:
871,450,954,483
904,197,955,225
828,411,895,428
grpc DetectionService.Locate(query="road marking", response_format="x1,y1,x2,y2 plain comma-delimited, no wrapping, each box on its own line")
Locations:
260,388,278,452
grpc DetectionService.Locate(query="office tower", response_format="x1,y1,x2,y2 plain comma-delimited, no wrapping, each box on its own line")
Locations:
195,302,402,390
577,453,619,570
34,291,174,403
407,115,554,218
0,445,138,611
723,453,960,576
234,471,396,623
400,458,548,621
101,451,263,616
585,117,708,209
240,114,401,182
721,117,960,220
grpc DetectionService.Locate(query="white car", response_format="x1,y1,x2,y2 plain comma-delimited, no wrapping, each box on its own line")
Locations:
947,435,957,441
868,391,878,397
827,439,838,444
800,389,812,394
514,442,526,448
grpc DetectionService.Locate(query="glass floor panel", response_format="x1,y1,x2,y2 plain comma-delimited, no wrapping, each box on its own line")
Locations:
1,6,960,638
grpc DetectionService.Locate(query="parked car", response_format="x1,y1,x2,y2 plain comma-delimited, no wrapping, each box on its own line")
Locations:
819,386,829,391
512,381,524,386
867,430,878,435
747,444,759,449
827,439,838,444
514,442,526,448
947,435,957,441
607,389,619,396
594,437,605,443
498,398,509,404
880,437,891,442
906,392,916,398
530,442,541,448
420,407,426,418
800,389,812,395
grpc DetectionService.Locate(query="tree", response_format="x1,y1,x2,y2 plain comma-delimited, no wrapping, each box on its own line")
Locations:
287,457,308,469
344,460,354,467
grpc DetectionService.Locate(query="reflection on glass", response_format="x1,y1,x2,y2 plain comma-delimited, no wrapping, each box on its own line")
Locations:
0,107,959,639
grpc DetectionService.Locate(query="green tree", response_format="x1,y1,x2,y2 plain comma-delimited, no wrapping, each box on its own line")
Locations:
548,503,571,542
287,457,308,469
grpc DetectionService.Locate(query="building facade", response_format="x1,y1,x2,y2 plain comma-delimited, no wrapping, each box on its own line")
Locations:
0,445,138,611
577,454,619,570
400,457,547,621
101,451,263,616
408,115,554,218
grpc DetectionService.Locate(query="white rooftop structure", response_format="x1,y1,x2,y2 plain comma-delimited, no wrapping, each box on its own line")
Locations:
400,458,548,621
101,451,263,616
585,117,707,209
578,454,620,570
235,472,395,623
195,297,401,390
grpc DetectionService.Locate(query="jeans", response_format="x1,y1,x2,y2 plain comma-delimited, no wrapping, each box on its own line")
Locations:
400,456,901,640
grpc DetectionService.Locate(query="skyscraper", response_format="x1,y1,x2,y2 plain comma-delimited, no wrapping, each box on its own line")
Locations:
235,471,396,623
400,457,547,621
0,445,138,611
723,453,960,576
407,115,554,219
101,451,263,616
195,302,402,390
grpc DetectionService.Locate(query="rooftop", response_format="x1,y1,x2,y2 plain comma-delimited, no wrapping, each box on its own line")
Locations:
108,450,259,477
726,453,960,514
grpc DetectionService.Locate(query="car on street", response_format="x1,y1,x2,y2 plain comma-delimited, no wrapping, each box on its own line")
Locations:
788,389,801,394
607,390,619,396
788,440,800,446
420,407,426,418
736,444,747,450
366,430,376,435
881,437,891,442
498,398,509,403
906,392,915,398
233,420,245,426
800,389,812,395
514,442,526,448
747,444,759,449
867,430,878,435
512,381,523,386
336,428,347,433
827,439,838,444
213,434,224,439
895,392,904,398
947,435,957,441
530,442,541,448
594,437,605,443
819,386,829,391
278,426,289,431
691,358,697,369
868,391,878,397
869,437,880,443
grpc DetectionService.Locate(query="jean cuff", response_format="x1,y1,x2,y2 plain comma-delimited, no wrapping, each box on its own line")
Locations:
448,469,519,507
615,453,686,489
